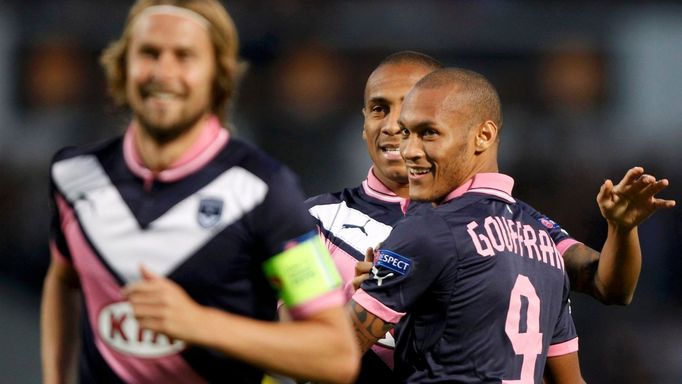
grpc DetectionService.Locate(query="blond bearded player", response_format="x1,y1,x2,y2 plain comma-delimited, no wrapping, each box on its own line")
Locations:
40,1,359,383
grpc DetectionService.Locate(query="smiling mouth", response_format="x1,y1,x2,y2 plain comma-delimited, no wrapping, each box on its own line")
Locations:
380,145,402,160
143,90,181,100
407,166,430,176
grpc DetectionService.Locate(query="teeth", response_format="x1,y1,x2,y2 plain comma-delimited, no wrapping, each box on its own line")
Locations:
384,148,400,153
150,92,175,100
409,168,429,175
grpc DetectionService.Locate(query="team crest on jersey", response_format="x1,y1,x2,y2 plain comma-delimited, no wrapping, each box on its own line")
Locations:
198,198,223,228
538,216,558,229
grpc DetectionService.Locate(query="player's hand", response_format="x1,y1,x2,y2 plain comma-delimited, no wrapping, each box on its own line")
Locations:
352,248,375,292
123,265,205,343
597,166,676,230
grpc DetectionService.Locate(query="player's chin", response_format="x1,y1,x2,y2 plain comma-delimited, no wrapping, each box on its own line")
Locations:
387,170,408,184
407,187,430,202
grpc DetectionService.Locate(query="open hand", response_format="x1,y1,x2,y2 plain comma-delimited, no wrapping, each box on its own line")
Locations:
597,167,676,230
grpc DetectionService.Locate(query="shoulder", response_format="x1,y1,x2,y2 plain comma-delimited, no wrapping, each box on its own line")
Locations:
304,185,360,209
514,199,570,235
51,137,122,166
224,138,302,191
49,137,123,187
389,208,454,251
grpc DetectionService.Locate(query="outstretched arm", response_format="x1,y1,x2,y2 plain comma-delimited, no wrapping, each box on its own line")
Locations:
564,167,676,304
125,266,359,384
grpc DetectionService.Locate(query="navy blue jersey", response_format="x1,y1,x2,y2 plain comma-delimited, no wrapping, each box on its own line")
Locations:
306,168,410,300
49,119,344,384
306,168,410,379
354,173,578,384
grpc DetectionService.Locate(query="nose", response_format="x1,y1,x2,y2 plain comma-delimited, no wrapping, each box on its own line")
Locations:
400,133,422,162
151,51,179,81
382,108,402,135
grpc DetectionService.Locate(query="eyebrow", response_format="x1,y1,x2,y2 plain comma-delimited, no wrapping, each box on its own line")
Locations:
401,119,437,131
368,96,389,105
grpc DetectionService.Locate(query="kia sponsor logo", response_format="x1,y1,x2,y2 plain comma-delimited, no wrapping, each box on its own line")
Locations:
98,301,185,357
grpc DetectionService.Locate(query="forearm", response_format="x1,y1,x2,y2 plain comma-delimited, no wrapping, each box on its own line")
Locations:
347,299,391,354
41,263,81,384
544,352,585,384
595,224,641,305
191,306,359,384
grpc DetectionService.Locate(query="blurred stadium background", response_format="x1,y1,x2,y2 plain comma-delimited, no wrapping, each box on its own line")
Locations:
0,1,680,382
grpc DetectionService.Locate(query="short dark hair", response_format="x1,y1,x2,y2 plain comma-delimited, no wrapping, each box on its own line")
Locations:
377,50,444,72
415,67,502,128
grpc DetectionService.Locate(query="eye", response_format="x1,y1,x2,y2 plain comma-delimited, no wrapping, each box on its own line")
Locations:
370,105,387,117
423,128,438,137
138,46,159,59
400,127,410,137
176,49,194,61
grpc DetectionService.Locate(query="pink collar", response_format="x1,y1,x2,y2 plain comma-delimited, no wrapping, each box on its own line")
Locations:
123,115,230,184
442,173,516,203
361,167,410,213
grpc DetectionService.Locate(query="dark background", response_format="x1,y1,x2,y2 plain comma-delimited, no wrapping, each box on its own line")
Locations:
1,1,680,382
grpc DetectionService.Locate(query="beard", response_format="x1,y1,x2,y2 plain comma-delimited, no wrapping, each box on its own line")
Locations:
134,105,208,145
130,79,213,145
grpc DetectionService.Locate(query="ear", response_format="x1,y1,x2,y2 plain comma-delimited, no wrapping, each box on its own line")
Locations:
361,108,369,142
474,120,498,153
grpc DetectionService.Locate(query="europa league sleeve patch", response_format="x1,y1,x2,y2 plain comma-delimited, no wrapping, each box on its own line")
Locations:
263,231,342,308
376,249,412,276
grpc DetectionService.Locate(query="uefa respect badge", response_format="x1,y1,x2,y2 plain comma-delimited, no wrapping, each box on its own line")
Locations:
376,249,411,276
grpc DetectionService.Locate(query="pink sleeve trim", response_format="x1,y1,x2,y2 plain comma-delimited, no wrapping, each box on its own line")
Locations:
49,240,71,265
352,288,405,324
288,289,346,320
548,337,579,357
556,239,581,256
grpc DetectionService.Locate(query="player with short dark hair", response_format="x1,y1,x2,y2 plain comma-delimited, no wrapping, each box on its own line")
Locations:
305,51,443,381
353,67,578,382
40,1,359,383
347,67,675,383
307,50,675,382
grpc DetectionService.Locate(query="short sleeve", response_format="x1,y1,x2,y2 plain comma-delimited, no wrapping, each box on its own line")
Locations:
518,201,581,256
353,212,455,323
258,168,344,318
254,167,318,256
49,151,73,264
548,275,579,357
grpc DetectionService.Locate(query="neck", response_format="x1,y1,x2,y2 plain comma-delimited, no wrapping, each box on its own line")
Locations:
471,152,499,177
391,182,410,199
133,114,212,172
373,169,410,199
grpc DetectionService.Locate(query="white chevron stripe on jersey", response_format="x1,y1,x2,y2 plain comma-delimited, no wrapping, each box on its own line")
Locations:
52,155,268,283
309,202,393,254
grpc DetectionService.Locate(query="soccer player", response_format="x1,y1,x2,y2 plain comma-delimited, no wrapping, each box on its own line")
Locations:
40,1,359,383
348,67,675,383
306,51,675,382
356,67,580,383
305,51,442,381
